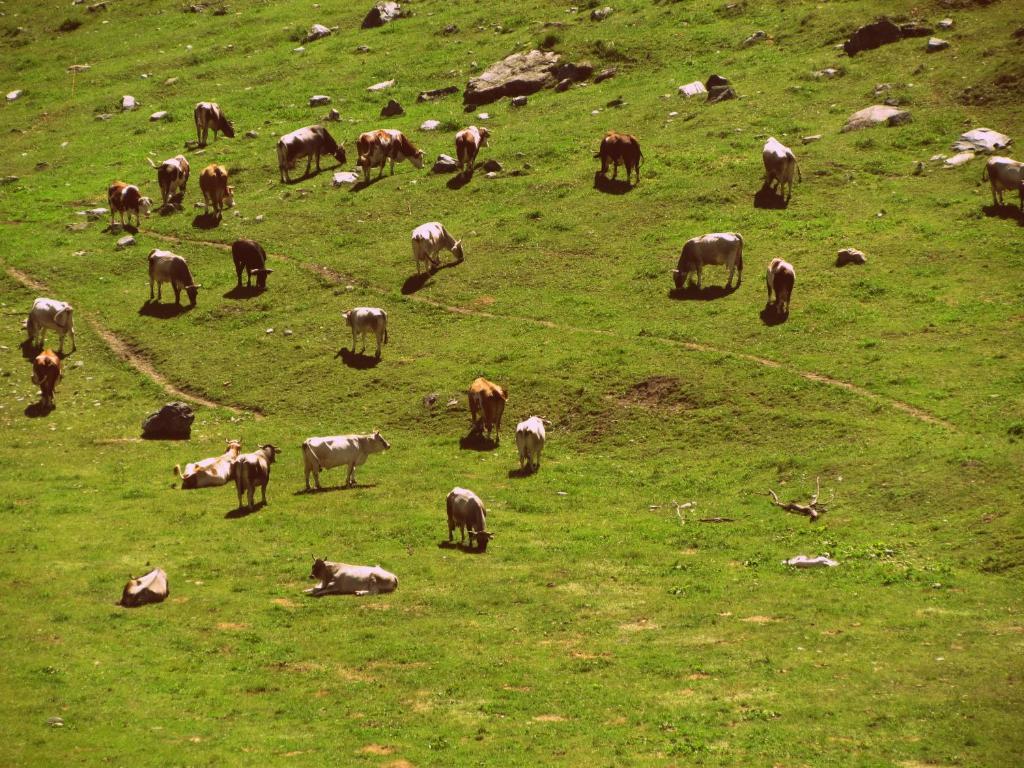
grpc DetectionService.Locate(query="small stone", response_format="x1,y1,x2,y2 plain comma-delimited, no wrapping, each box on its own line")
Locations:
678,81,707,98
482,159,502,173
485,171,498,179
6,89,24,102
85,208,108,219
836,248,867,267
164,77,178,85
510,95,528,107
944,151,974,167
420,119,441,131
356,44,371,53
121,95,137,110
913,161,924,175
742,30,768,47
432,154,459,173
594,67,617,83
937,18,953,30
814,68,841,79
801,134,822,144
116,235,136,249
149,110,168,121
606,96,624,108
367,79,395,92
477,112,490,120
326,108,340,121
95,113,112,121
293,46,305,54
244,130,258,139
590,6,612,21
284,329,293,336
309,95,331,107
332,171,359,186
47,717,64,727
265,328,274,334
555,78,573,92
668,111,678,117
67,64,91,73
591,109,600,115
254,215,265,222
926,37,949,53
380,98,404,117
303,23,331,42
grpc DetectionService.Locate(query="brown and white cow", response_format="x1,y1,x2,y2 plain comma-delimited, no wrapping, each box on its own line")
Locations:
596,131,643,184
468,377,507,443
107,181,152,227
119,568,169,607
32,349,62,408
356,129,425,180
982,156,1024,211
174,439,242,490
446,487,494,552
304,558,399,596
672,232,744,290
762,137,801,201
148,249,201,305
193,101,235,146
149,154,190,208
765,258,796,315
455,125,490,174
276,125,346,183
234,444,281,511
199,163,232,218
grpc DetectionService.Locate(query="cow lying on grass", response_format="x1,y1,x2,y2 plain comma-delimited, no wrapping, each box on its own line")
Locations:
174,440,242,489
304,558,398,596
118,568,168,607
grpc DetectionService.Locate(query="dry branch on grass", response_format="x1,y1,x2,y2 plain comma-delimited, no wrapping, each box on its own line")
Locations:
767,477,832,522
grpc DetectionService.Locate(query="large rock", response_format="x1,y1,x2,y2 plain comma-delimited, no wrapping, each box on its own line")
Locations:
836,248,867,266
464,49,561,106
952,128,1012,154
304,23,332,42
432,154,459,174
380,98,404,117
417,85,458,102
332,171,359,186
553,61,594,83
843,18,902,56
141,402,194,440
678,81,707,98
841,104,911,132
362,1,402,29
149,110,168,121
367,79,395,92
116,235,136,249
6,89,24,102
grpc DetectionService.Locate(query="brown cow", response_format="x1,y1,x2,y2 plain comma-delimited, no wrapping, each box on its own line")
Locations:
468,377,508,444
455,125,490,175
32,349,62,408
194,102,235,146
149,154,190,208
107,181,153,226
199,163,233,218
596,131,643,184
765,258,796,316
356,129,425,180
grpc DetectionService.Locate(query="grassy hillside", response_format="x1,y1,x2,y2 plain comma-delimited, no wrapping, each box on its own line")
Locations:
1,0,1022,765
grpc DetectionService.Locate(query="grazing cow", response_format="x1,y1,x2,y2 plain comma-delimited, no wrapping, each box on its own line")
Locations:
193,101,235,146
343,307,389,358
231,239,273,289
199,163,232,218
455,125,490,174
276,125,346,183
982,156,1024,211
174,439,242,490
107,181,152,227
446,487,493,552
515,416,549,473
765,258,796,315
411,222,464,274
149,154,190,208
148,249,201,305
118,568,168,607
672,232,744,290
305,558,399,596
234,444,281,511
356,128,425,180
761,137,801,201
468,377,507,443
32,349,62,408
26,297,76,353
301,431,391,490
596,131,643,183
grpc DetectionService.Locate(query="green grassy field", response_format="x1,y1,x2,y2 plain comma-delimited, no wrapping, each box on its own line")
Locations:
1,0,1023,765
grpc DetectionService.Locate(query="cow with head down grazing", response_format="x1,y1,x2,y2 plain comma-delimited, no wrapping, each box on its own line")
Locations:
468,377,507,444
32,349,62,408
108,181,152,227
149,154,190,208
357,129,424,180
673,232,744,291
277,125,346,183
148,249,201,306
26,297,76,353
596,131,643,184
446,487,494,552
193,102,235,146
761,137,801,202
199,163,233,218
765,258,795,316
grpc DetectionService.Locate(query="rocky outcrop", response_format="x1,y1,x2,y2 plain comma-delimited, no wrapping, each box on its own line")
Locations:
841,105,911,132
141,402,194,440
464,50,560,105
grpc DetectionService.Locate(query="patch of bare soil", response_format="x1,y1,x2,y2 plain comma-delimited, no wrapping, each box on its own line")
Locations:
618,375,702,412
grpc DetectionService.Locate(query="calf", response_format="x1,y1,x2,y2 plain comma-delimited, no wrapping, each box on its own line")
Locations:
304,558,398,596
231,239,273,289
515,416,548,473
301,431,391,490
26,297,76,353
234,444,281,511
32,349,62,408
150,154,190,208
411,222,464,274
762,137,801,201
199,163,232,218
455,125,490,174
148,249,201,305
983,156,1024,211
343,307,388,358
276,125,346,183
356,128,425,180
174,439,242,490
118,568,169,607
446,487,493,552
468,377,507,443
596,131,643,184
765,258,796,316
107,181,152,227
193,102,235,146
673,232,744,290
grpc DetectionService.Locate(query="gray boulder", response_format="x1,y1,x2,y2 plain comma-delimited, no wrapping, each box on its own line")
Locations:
116,235,135,249
420,119,441,131
841,105,911,132
678,81,707,98
141,402,194,440
362,1,402,29
836,248,867,266
952,128,1012,154
432,154,459,173
304,23,332,42
464,49,561,106
591,6,613,21
926,37,949,52
380,98,404,117
309,95,331,106
121,95,137,111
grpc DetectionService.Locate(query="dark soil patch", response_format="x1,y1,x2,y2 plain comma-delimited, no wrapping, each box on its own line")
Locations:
959,67,1024,106
618,376,702,412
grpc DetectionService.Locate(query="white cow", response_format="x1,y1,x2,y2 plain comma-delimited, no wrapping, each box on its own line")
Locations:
26,297,76,353
343,307,388,358
301,431,390,490
672,233,744,290
148,249,202,306
765,258,796,315
119,567,169,607
515,416,549,473
234,444,281,511
174,440,242,489
762,137,801,201
983,156,1024,211
411,222,464,274
304,558,398,596
446,487,493,552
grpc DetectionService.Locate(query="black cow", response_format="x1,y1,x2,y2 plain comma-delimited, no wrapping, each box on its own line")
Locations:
231,239,273,289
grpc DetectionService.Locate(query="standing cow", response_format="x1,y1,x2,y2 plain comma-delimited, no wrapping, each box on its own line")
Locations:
356,129,425,180
301,431,391,490
982,156,1024,211
276,125,346,183
26,298,76,353
672,232,744,291
468,377,507,444
446,487,494,552
596,131,643,184
234,444,281,511
231,239,273,290
761,137,801,202
765,258,796,316
455,125,490,175
107,181,152,227
411,222,464,274
193,102,235,146
174,440,242,489
343,307,388,358
515,416,548,473
199,163,232,218
148,154,190,208
32,349,62,408
148,249,201,305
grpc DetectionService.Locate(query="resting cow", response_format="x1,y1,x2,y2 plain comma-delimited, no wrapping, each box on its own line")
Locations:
119,568,168,607
231,239,273,289
468,377,507,443
765,258,796,316
107,181,152,227
26,297,76,353
304,558,398,596
199,163,232,218
446,487,494,552
356,129,424,180
596,131,643,184
983,156,1024,211
673,232,744,290
301,431,391,490
148,249,201,305
515,416,548,473
761,137,801,201
148,154,190,208
455,125,490,174
234,444,281,511
411,222,464,274
174,439,242,489
193,102,235,146
32,349,62,408
277,125,346,183
343,307,388,358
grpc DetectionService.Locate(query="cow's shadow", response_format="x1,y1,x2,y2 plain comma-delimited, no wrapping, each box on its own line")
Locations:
158,195,186,215
753,186,788,209
24,401,55,418
401,260,459,295
593,171,634,195
351,174,387,192
507,465,537,479
103,223,138,235
760,304,789,326
982,204,1024,224
446,172,472,190
223,285,265,300
438,540,486,555
19,339,38,360
459,430,498,452
294,482,376,495
225,501,265,519
139,300,193,318
192,213,220,230
668,284,739,301
336,347,381,369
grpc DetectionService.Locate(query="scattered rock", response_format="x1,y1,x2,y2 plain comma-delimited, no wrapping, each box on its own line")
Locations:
510,95,528,107
926,37,949,52
802,134,822,144
836,247,867,266
141,402,194,440
86,1,107,11
244,130,258,139
899,22,933,38
367,79,395,92
668,111,678,117
164,77,179,85
325,108,340,121
6,89,24,102
423,392,439,407
254,215,265,222
67,64,91,73
553,61,594,82
82,207,108,219
266,328,274,334
606,96,625,108
944,151,974,167
952,128,1012,154
678,81,707,98
95,113,112,121
554,78,573,93
813,67,841,79
481,159,502,173
121,95,137,111
417,85,459,102
913,160,924,175
420,119,441,131
937,18,953,30
432,154,459,173
707,85,736,103
116,235,136,249
303,23,332,42
705,73,730,90
332,171,359,186
309,95,331,107
842,18,902,56
47,717,64,727
485,171,498,179
841,104,911,132
380,98,404,117
742,30,768,46
594,67,617,83
355,44,371,53
149,110,168,121
784,555,838,568
477,112,490,120
362,1,402,29
464,49,561,105
284,329,293,337
590,6,613,21
67,222,89,232
442,24,459,35
293,46,305,54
